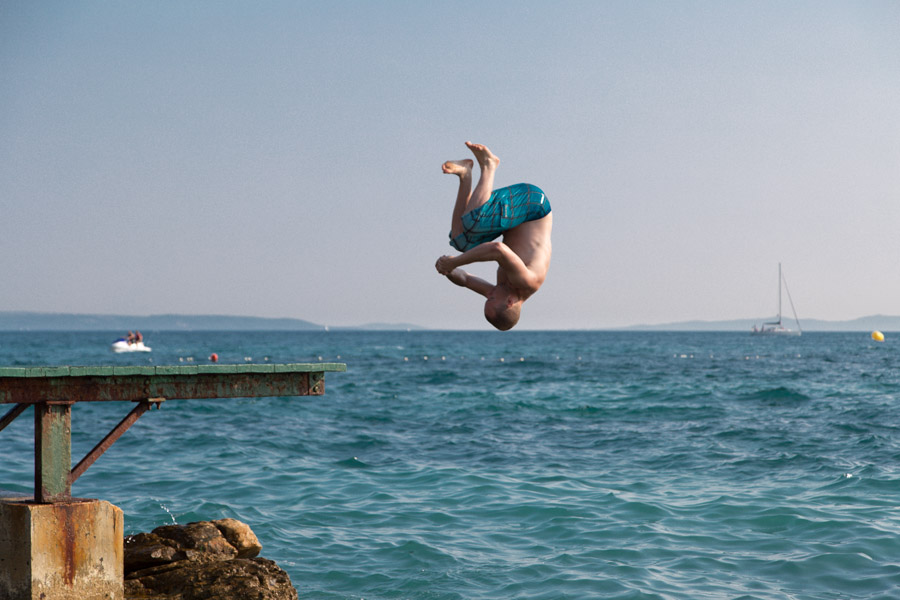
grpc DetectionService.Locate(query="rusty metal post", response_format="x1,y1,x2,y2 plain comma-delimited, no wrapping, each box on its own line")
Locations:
35,401,73,503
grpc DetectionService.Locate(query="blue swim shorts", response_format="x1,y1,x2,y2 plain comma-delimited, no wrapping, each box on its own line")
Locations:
449,183,551,252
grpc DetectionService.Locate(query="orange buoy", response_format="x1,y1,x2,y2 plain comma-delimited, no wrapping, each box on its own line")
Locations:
210,353,219,362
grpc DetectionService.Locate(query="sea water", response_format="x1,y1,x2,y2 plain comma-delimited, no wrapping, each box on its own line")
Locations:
1,330,899,599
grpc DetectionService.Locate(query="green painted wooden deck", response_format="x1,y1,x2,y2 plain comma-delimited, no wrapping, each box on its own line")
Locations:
0,362,347,380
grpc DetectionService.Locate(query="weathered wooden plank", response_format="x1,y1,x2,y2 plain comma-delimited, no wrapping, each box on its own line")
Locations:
68,366,117,377
111,366,157,376
0,363,346,378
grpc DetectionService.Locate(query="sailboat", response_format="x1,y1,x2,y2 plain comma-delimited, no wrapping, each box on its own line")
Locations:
751,263,802,336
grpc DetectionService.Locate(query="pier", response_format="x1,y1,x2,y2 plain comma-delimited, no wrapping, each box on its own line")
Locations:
0,362,346,600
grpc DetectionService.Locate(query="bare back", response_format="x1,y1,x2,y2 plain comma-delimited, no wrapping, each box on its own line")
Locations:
497,212,553,299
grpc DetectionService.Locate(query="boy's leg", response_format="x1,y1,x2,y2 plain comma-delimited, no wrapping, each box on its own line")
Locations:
443,142,500,239
443,159,473,239
463,142,500,214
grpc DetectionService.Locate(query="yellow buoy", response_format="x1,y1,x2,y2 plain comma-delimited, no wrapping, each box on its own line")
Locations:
872,331,885,342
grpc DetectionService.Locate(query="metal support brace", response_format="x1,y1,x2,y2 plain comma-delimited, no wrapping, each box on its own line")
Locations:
0,402,28,433
69,398,165,488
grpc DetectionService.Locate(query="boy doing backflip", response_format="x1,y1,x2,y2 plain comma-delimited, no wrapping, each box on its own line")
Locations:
435,142,553,330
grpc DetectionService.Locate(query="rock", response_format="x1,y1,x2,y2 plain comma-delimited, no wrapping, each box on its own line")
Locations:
125,557,296,600
123,532,185,572
124,520,297,600
213,518,263,558
151,521,237,559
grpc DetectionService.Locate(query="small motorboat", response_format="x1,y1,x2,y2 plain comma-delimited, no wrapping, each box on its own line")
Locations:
111,339,152,353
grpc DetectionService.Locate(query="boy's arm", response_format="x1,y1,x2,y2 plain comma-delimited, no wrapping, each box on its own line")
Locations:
436,241,538,291
445,268,493,297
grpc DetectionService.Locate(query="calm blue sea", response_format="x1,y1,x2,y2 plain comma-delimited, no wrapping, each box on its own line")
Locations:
2,330,899,599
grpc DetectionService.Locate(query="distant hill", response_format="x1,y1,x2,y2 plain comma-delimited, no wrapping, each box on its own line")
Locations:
2,311,896,332
621,314,900,332
0,312,423,332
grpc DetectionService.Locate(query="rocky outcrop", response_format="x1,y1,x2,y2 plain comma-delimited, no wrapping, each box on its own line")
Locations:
124,518,297,600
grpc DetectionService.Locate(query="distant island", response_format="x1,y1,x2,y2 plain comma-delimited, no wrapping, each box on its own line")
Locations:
618,314,900,332
1,311,897,332
0,312,424,332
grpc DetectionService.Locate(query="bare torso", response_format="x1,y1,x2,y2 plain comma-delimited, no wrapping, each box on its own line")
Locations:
497,212,553,300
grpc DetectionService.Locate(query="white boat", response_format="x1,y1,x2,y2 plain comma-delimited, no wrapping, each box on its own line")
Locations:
111,339,152,353
752,263,802,336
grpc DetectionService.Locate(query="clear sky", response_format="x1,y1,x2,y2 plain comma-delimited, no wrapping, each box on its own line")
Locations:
2,1,898,330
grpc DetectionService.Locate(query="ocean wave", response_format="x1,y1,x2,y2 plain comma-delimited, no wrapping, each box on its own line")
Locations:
738,386,812,404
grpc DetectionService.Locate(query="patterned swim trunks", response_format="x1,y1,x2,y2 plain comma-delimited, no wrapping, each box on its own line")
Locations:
449,183,551,252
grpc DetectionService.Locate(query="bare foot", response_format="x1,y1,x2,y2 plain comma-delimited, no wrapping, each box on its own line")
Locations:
465,141,500,169
442,159,473,177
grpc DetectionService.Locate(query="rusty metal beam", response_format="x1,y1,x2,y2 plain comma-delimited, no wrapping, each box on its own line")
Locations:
0,402,28,433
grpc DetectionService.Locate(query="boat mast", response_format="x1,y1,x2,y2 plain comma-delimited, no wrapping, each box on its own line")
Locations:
776,262,783,326
755,262,802,334
782,265,803,334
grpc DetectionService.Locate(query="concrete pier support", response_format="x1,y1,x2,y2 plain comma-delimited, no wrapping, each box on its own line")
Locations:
0,497,123,600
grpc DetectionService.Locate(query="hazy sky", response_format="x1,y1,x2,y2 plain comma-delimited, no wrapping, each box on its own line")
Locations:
2,1,898,330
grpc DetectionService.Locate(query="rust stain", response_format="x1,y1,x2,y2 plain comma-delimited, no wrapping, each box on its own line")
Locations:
61,503,77,586
20,499,123,596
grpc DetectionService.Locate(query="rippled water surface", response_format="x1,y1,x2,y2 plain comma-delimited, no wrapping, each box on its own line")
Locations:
2,330,899,599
